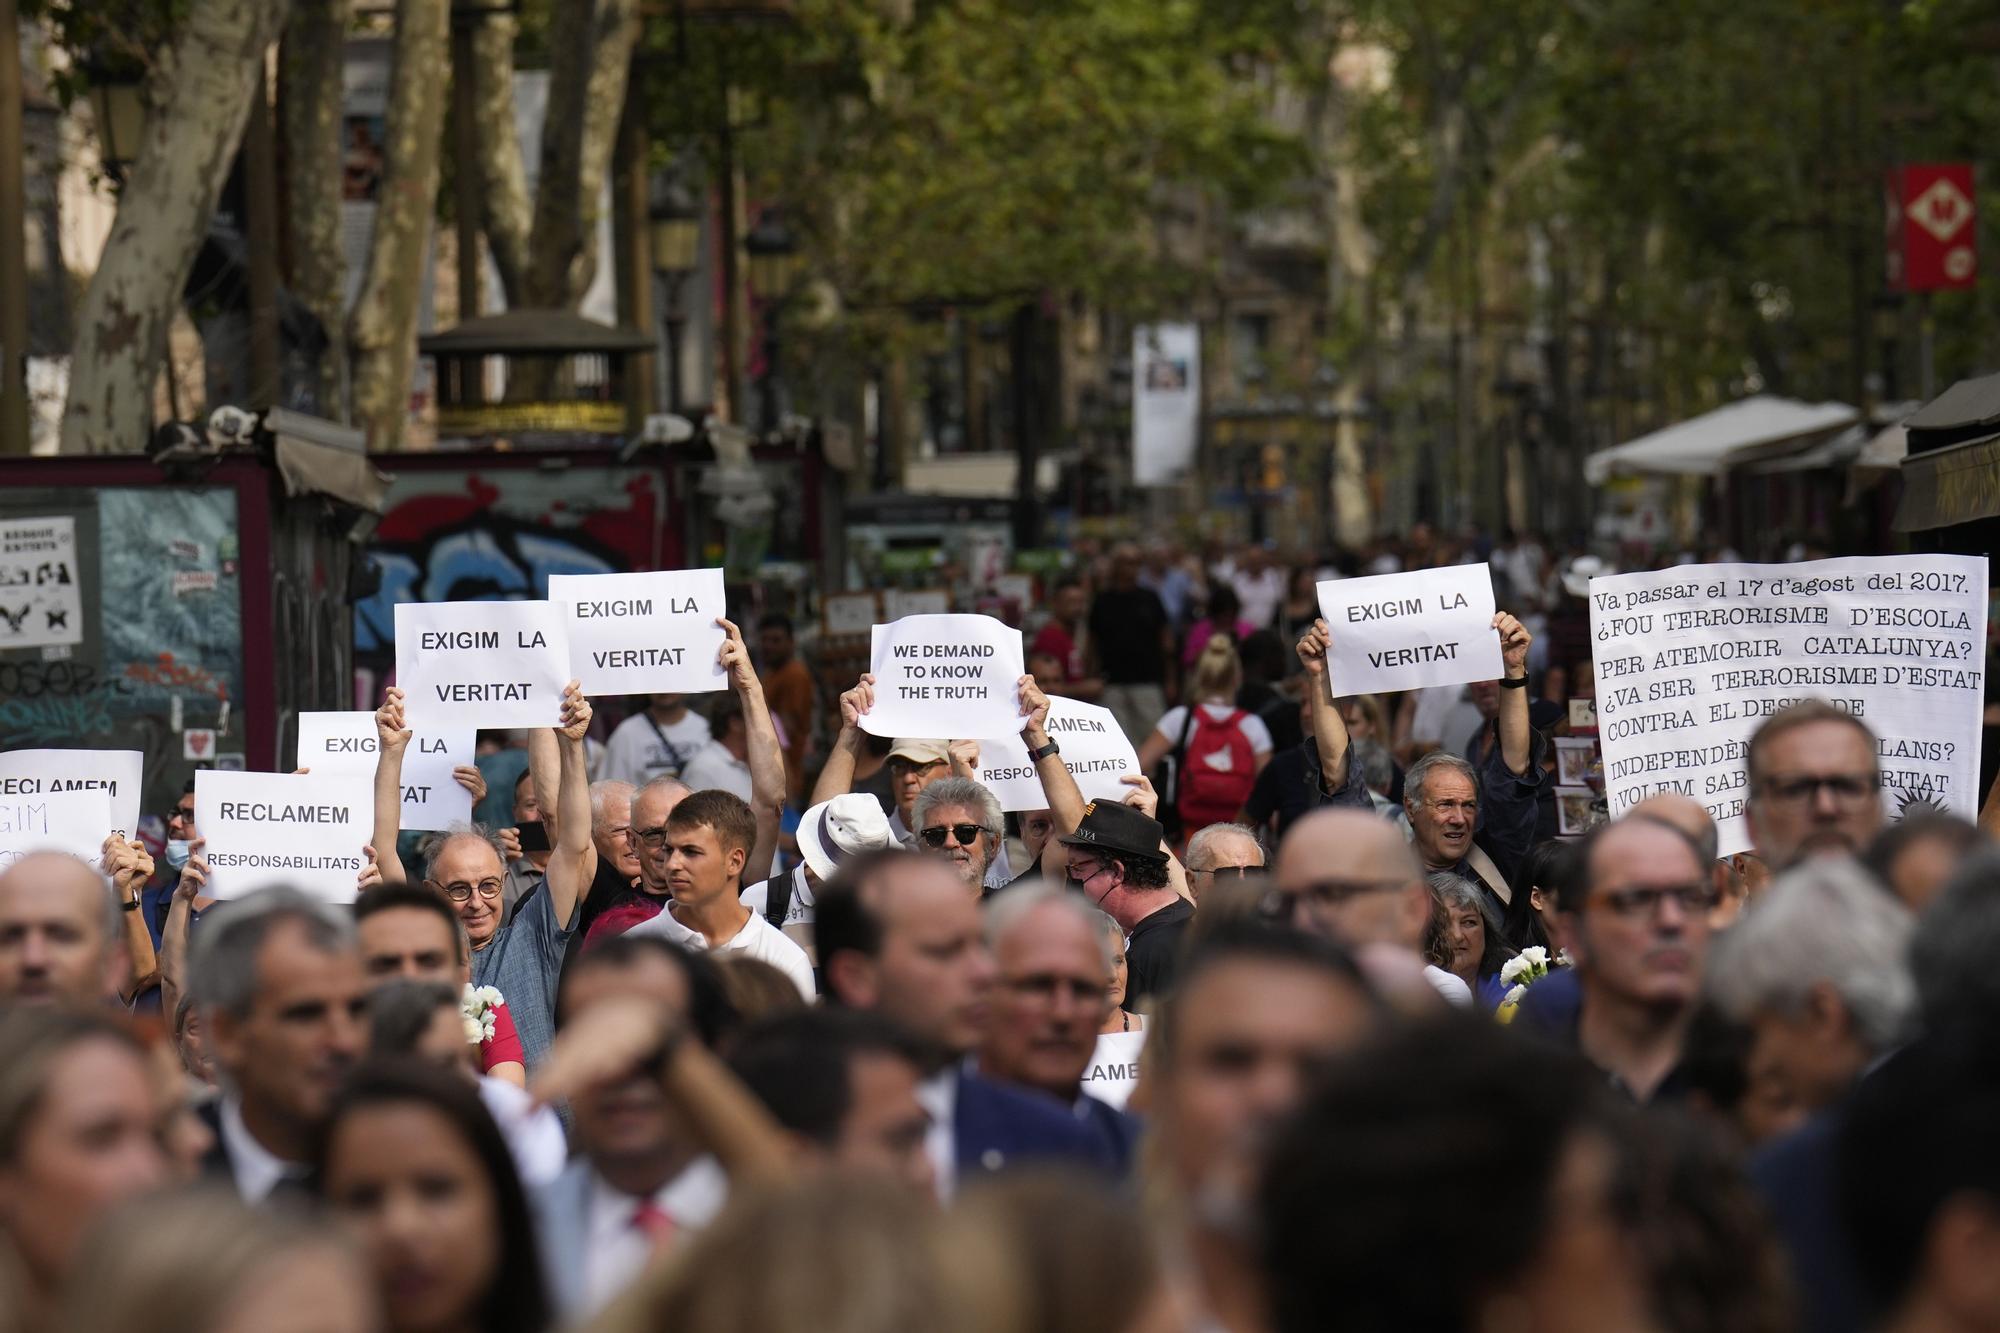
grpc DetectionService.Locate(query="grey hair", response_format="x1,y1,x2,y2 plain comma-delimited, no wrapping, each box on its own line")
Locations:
589,780,636,829
1910,849,2000,1022
985,883,1112,974
1429,872,1506,942
419,823,506,882
1085,906,1124,948
367,978,463,1059
1352,738,1397,795
913,777,1002,839
187,887,357,1020
1405,751,1479,808
1186,822,1265,872
1706,857,1916,1054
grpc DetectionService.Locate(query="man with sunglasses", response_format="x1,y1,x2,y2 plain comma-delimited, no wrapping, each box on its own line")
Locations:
1554,815,1716,1103
1744,699,1885,872
911,777,1004,896
1184,823,1266,904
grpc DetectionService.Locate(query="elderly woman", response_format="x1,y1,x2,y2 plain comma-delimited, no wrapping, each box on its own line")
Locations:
1089,908,1144,1035
1426,872,1515,1008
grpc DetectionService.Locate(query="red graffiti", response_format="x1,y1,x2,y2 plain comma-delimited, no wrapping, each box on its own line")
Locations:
123,652,229,701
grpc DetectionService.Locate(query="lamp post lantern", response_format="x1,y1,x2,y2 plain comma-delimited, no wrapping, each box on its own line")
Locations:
650,177,702,412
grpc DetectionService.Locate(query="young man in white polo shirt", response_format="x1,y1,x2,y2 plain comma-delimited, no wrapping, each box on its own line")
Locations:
626,789,814,999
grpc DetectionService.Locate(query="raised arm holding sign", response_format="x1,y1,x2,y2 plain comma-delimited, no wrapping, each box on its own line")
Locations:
859,614,1026,742
394,600,571,730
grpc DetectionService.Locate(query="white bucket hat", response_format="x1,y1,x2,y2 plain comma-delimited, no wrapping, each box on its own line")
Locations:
797,793,896,881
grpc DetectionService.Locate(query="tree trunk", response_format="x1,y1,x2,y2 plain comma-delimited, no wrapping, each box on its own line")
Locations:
281,0,352,419
346,0,450,449
470,11,532,304
60,0,294,453
524,0,642,309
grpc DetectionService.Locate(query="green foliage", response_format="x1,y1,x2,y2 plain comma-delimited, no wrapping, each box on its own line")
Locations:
26,0,186,105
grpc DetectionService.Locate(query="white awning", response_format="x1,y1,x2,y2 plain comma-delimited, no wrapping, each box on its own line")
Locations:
1852,421,1910,474
1584,396,1858,485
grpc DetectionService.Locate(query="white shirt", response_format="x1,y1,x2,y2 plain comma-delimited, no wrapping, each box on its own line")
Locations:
1230,566,1287,630
478,1076,567,1188
602,710,711,786
678,738,753,801
1151,703,1275,756
218,1095,308,1204
580,1156,728,1315
915,1069,958,1202
740,865,816,929
627,900,816,1000
1409,684,1484,758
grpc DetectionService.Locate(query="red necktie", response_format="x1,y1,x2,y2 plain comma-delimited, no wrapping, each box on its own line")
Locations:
630,1200,677,1253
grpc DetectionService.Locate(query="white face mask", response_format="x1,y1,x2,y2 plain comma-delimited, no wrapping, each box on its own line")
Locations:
165,839,192,870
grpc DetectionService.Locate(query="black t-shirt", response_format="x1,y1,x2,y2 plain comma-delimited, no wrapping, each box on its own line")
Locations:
1089,588,1169,684
1124,898,1195,1007
1245,742,1318,840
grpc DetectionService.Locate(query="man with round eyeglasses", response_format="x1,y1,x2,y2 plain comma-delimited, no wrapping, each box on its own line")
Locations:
1744,699,1886,872
1553,815,1716,1104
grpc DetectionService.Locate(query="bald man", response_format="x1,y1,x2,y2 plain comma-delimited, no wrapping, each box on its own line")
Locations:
1273,808,1471,1006
0,851,130,1006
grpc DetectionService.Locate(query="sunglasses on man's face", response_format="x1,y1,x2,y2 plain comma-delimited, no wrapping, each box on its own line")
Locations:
920,823,986,849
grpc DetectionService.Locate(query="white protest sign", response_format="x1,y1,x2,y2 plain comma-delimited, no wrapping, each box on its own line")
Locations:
976,697,1141,812
1316,564,1505,694
861,614,1025,741
394,600,570,730
195,769,374,902
0,749,143,838
0,788,112,870
1591,555,1987,857
295,712,475,832
1081,1030,1146,1110
548,568,728,697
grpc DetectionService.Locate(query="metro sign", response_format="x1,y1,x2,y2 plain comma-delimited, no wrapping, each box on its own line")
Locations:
1888,164,1978,291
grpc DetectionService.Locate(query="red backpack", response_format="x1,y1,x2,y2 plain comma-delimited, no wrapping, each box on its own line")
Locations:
1176,707,1256,829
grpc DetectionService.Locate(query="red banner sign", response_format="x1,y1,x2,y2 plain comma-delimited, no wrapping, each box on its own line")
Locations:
1888,163,1978,292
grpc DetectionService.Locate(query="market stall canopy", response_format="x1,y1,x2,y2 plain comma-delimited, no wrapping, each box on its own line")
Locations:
1747,401,1918,474
1583,396,1858,485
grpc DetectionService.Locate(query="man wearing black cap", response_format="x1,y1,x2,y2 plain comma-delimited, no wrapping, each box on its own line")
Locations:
1062,801,1188,1009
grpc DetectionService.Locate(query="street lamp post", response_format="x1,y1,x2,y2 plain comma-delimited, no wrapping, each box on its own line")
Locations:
84,67,147,183
650,177,702,412
744,208,800,431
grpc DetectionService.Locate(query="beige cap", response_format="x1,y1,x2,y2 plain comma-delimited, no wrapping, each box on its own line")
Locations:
887,738,951,765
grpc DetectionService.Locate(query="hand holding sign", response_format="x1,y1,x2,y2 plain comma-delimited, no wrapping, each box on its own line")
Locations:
1315,565,1506,695
558,680,592,741
1295,619,1330,679
717,618,759,693
376,687,411,753
861,615,1026,741
838,675,878,732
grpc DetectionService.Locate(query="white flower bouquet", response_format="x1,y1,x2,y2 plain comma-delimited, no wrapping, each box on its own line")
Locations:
1495,946,1568,1024
461,983,505,1046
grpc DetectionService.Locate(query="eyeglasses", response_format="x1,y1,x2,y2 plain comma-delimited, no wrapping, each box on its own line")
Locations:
1756,773,1880,807
1421,799,1478,818
1262,877,1409,916
438,878,504,904
632,826,672,850
1190,864,1266,883
1589,883,1717,919
165,805,195,825
890,758,948,777
920,823,987,849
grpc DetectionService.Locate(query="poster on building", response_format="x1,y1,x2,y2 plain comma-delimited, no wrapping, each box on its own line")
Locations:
1132,324,1201,486
1590,555,1987,857
0,516,84,651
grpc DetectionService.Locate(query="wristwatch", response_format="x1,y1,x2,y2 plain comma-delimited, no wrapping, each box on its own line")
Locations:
120,895,141,912
1027,738,1062,762
1498,674,1530,690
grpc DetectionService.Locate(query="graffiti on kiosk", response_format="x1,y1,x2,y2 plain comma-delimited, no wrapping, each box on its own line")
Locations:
354,471,663,656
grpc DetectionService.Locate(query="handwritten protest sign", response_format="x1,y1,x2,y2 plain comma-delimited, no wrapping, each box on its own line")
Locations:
548,569,728,697
1590,555,1987,857
0,788,111,870
0,516,84,650
1081,1030,1146,1110
196,769,374,902
395,601,570,730
0,749,143,838
1315,564,1505,694
976,698,1141,812
860,614,1024,740
295,712,475,832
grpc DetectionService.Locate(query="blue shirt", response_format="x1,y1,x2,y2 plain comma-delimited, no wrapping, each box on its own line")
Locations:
471,878,574,1074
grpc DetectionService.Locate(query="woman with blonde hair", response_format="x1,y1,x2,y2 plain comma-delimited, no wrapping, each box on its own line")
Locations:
1138,635,1273,837
54,1188,380,1333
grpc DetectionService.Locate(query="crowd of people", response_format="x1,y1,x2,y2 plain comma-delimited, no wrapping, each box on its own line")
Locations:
2,532,1999,1333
